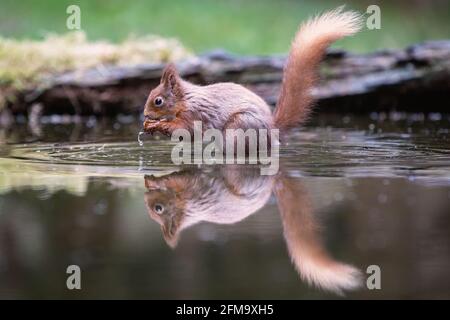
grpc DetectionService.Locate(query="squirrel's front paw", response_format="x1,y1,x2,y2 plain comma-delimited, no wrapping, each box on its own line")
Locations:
143,120,158,134
143,120,172,136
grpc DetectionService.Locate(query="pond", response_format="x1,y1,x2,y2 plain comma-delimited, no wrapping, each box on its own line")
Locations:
0,113,449,299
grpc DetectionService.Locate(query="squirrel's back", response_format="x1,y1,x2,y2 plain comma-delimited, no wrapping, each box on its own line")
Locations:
183,81,273,130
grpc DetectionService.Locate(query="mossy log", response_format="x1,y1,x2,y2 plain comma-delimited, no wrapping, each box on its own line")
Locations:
6,40,450,117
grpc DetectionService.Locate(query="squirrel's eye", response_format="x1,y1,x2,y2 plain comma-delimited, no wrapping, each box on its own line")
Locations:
154,203,164,214
154,96,164,107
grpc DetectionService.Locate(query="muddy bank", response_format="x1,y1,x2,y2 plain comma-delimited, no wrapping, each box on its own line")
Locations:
3,40,450,119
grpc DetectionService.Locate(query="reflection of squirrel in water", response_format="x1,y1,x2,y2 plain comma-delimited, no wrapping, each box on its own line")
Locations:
143,7,362,136
144,167,274,247
144,167,361,294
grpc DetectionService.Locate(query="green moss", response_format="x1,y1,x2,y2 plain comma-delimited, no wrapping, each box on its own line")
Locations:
0,31,192,109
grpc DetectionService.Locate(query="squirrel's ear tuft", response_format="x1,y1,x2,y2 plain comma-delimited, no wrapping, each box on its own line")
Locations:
161,63,180,92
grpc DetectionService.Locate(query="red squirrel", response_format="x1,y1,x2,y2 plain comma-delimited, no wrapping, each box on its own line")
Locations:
143,7,362,136
144,166,361,294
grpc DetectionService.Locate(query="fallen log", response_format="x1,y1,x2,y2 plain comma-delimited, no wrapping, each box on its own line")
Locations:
5,40,450,117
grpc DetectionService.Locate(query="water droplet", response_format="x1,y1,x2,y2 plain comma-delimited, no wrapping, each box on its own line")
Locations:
138,131,145,147
86,116,97,128
342,116,351,124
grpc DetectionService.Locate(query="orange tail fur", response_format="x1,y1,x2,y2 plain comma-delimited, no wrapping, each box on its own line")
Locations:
275,176,362,294
274,7,363,130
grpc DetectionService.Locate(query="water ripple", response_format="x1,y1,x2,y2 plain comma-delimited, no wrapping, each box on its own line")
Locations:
1,129,450,184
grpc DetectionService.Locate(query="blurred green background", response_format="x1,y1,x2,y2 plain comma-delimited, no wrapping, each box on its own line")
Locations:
0,0,449,54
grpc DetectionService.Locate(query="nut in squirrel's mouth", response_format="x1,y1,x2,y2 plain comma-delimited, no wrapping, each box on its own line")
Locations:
143,115,174,134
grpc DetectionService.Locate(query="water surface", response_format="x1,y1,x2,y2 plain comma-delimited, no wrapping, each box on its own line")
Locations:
0,114,449,299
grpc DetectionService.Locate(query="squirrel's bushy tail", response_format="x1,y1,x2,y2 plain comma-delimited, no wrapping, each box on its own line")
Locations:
274,6,363,130
275,176,362,295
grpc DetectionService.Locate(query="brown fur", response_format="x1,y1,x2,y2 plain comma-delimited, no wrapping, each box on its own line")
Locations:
143,7,362,135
